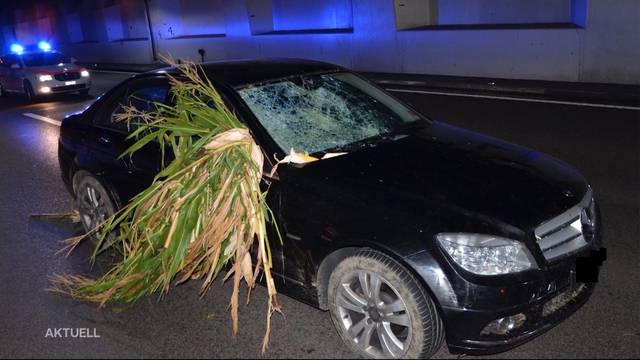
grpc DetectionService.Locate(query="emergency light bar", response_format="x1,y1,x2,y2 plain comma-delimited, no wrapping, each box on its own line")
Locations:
10,43,24,54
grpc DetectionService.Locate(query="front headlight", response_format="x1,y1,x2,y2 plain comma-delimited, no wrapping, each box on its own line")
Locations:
39,74,53,82
81,70,90,77
436,233,537,275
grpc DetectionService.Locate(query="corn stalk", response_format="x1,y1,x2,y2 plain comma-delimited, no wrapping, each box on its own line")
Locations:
50,60,281,351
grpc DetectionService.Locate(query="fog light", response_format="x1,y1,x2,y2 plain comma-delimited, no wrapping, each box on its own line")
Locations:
481,313,526,336
39,87,51,93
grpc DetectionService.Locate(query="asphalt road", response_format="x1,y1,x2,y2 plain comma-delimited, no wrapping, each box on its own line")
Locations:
0,72,638,359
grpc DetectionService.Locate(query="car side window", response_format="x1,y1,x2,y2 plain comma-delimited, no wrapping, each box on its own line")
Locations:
96,78,169,132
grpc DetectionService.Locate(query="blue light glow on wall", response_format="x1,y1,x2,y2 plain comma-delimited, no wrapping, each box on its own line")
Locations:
247,0,353,34
272,0,353,31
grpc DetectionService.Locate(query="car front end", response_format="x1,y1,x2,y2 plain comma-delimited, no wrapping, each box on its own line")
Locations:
287,113,606,356
233,68,606,355
404,187,604,355
26,64,91,95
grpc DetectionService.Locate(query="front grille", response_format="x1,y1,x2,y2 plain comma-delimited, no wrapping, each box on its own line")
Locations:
54,72,81,81
535,189,593,262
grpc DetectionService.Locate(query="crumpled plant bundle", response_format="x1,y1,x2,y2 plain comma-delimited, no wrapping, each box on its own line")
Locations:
50,60,281,351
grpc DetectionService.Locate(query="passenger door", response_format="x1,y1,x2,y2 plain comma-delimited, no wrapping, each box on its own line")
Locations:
88,76,169,202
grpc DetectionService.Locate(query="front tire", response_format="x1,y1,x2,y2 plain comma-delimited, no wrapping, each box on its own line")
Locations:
24,80,37,102
328,249,444,359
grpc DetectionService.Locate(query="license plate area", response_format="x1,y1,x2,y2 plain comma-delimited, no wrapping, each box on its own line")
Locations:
542,283,586,317
65,81,76,85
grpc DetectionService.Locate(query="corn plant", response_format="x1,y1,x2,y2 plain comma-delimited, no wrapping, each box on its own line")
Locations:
51,60,281,351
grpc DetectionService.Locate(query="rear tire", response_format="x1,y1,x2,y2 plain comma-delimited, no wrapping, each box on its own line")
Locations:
328,249,444,359
73,171,117,238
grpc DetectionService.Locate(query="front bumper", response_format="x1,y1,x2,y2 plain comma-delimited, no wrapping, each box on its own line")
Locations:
443,280,595,355
36,78,90,94
404,214,603,355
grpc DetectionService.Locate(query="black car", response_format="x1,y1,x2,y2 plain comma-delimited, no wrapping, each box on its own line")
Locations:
58,59,603,359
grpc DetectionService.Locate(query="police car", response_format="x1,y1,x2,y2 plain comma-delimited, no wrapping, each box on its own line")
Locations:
0,42,91,100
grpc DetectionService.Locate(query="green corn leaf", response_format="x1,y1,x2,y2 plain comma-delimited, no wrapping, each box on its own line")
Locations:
51,60,283,352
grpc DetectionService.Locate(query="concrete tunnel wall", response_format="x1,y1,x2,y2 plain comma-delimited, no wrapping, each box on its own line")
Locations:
1,0,639,85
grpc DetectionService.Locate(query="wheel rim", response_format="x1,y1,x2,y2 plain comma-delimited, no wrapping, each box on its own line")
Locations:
335,270,412,358
77,183,110,232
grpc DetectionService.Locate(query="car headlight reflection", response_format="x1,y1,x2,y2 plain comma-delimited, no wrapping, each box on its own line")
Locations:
81,70,90,77
436,233,536,275
39,74,53,82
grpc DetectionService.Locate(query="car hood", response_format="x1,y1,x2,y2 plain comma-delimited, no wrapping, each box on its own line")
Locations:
289,121,589,233
24,63,83,74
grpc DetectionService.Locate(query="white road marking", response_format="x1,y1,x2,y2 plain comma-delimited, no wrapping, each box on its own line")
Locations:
386,88,640,111
23,113,61,127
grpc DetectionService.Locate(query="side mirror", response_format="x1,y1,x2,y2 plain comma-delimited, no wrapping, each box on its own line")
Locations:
10,63,20,69
70,57,77,64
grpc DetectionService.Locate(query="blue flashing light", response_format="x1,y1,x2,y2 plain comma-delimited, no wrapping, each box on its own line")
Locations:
38,41,52,52
10,43,24,54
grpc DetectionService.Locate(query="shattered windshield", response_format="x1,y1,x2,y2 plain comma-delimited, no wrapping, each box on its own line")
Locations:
238,72,423,155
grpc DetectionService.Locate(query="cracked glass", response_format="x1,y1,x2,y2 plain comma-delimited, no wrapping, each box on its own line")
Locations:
238,72,423,154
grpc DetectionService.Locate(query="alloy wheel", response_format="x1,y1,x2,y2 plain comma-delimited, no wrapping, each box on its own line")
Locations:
77,182,111,232
335,270,412,358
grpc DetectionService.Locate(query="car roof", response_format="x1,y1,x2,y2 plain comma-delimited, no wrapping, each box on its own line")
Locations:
157,58,344,88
